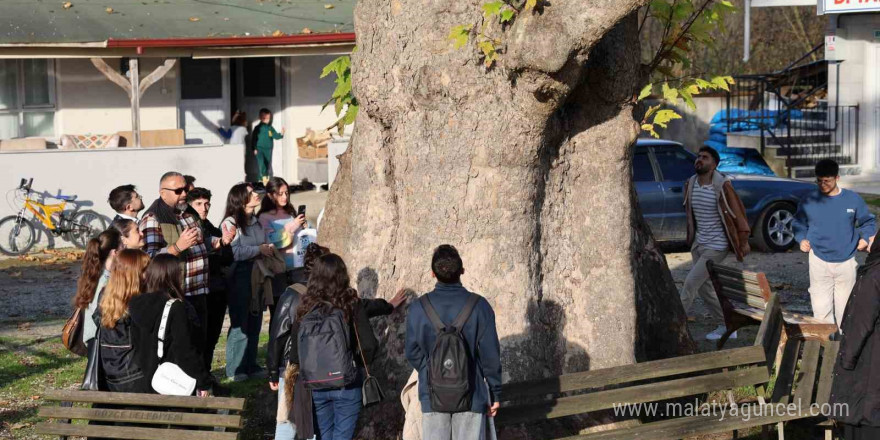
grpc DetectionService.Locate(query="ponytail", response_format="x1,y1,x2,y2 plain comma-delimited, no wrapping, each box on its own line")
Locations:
73,229,122,309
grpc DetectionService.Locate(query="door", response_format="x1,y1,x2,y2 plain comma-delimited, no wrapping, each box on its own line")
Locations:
179,58,229,145
653,144,697,241
633,146,665,239
236,57,282,179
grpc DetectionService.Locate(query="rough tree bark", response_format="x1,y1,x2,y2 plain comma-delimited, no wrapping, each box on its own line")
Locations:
320,0,695,436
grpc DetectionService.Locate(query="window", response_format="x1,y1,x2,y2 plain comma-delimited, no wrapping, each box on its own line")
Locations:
654,146,696,182
0,59,56,139
180,58,223,100
632,150,655,182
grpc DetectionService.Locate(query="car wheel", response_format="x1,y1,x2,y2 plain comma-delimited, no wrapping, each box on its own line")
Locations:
755,203,796,252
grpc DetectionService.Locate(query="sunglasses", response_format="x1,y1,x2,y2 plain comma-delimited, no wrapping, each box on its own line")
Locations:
162,187,188,195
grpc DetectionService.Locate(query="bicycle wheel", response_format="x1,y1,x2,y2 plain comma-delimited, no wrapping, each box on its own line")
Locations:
0,216,36,256
67,210,107,249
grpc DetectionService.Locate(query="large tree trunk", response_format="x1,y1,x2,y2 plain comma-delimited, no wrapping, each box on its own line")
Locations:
319,0,695,436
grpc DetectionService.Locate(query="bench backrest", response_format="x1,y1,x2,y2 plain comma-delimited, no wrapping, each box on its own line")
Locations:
36,390,245,440
707,261,772,308
497,293,788,427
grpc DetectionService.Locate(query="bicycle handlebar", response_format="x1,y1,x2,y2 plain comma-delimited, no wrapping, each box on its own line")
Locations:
18,178,33,192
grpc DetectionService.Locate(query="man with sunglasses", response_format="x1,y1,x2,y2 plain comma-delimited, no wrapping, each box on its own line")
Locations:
140,172,234,357
793,159,876,329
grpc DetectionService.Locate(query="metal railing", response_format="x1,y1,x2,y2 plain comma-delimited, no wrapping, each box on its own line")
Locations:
724,44,857,177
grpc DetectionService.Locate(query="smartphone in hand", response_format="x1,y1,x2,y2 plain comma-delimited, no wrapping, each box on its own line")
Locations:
297,205,306,217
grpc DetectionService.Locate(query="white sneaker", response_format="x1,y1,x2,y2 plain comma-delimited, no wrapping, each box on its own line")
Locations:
705,325,737,341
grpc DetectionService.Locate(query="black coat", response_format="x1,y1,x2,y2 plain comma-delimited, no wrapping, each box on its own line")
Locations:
266,285,393,382
830,267,880,426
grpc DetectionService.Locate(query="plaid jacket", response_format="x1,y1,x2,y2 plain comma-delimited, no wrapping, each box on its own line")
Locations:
139,210,212,297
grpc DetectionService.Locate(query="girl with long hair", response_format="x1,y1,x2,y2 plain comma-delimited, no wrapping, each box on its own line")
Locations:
96,249,150,392
124,254,211,395
110,218,145,250
259,177,307,271
280,253,402,440
74,228,122,345
222,182,273,381
266,244,406,440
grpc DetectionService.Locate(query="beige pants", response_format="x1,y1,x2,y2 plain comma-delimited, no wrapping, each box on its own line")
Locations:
680,244,729,320
808,251,858,327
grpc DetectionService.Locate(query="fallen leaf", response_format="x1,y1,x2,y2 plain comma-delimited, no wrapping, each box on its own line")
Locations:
189,16,200,22
10,422,31,430
9,271,21,278
62,2,73,9
324,4,334,8
31,395,40,400
44,257,60,264
301,27,313,34
105,7,114,13
18,322,32,331
272,29,285,37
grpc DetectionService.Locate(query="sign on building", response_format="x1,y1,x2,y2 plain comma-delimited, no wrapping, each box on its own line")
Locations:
822,0,880,14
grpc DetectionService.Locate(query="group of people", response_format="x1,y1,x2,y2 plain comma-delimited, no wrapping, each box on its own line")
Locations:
678,148,880,439
70,171,504,440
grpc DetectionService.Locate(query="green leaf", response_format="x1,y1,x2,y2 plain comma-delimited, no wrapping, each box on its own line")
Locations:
661,82,679,102
478,39,498,67
650,0,672,19
449,24,472,49
711,76,731,92
525,0,537,11
679,87,696,111
334,98,344,117
653,109,682,129
500,8,515,23
320,55,348,79
482,1,504,17
638,84,653,101
694,78,713,90
656,65,675,78
671,1,694,21
641,123,659,139
645,105,661,120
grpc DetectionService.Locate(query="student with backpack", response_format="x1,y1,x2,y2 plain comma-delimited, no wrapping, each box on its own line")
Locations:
269,253,390,440
405,245,503,440
267,244,407,440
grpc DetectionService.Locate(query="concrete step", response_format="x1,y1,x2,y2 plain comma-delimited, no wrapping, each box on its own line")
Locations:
785,155,856,169
786,120,834,131
770,143,842,156
791,164,861,179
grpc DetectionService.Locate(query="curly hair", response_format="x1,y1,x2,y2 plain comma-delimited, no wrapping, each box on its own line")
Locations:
73,229,122,309
302,243,329,276
296,253,359,323
100,249,150,328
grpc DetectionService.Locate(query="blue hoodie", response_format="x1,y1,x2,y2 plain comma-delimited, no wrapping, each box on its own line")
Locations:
405,282,502,413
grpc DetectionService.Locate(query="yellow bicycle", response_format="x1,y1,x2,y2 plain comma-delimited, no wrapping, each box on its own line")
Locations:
0,178,107,255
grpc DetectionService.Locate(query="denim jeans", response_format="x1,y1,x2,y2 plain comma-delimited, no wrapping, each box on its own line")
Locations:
421,412,486,440
311,385,363,440
225,262,263,378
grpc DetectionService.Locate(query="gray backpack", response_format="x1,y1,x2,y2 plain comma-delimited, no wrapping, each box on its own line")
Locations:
297,304,358,390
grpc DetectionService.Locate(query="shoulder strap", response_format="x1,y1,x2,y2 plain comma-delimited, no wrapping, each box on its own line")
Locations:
419,295,447,332
451,294,480,332
157,299,179,359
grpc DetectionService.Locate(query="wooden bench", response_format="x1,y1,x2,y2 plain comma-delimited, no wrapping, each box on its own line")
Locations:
497,294,840,440
35,390,245,440
707,261,837,349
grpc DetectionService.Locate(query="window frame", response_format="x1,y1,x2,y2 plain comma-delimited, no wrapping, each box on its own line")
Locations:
632,146,659,182
652,144,696,182
0,59,57,139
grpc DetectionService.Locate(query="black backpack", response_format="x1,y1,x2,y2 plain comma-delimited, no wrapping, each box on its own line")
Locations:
297,304,358,390
98,316,144,392
421,294,480,413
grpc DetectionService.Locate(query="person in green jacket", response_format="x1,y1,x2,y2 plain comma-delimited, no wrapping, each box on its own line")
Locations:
252,108,284,184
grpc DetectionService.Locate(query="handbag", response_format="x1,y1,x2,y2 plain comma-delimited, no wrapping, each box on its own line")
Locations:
353,323,385,407
62,307,87,357
151,299,197,396
81,329,102,391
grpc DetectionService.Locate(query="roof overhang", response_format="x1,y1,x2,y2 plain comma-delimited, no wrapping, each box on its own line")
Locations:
0,32,356,59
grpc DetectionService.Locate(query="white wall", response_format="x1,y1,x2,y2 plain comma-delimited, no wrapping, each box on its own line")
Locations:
828,13,880,171
0,144,245,249
281,55,348,182
56,58,179,137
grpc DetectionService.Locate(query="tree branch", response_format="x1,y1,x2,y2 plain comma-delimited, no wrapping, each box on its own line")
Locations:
646,0,716,78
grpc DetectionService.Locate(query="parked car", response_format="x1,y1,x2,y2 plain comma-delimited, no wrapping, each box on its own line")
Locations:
634,139,815,252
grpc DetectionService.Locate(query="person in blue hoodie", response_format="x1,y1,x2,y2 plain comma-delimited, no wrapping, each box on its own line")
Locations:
405,245,502,440
793,159,877,329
